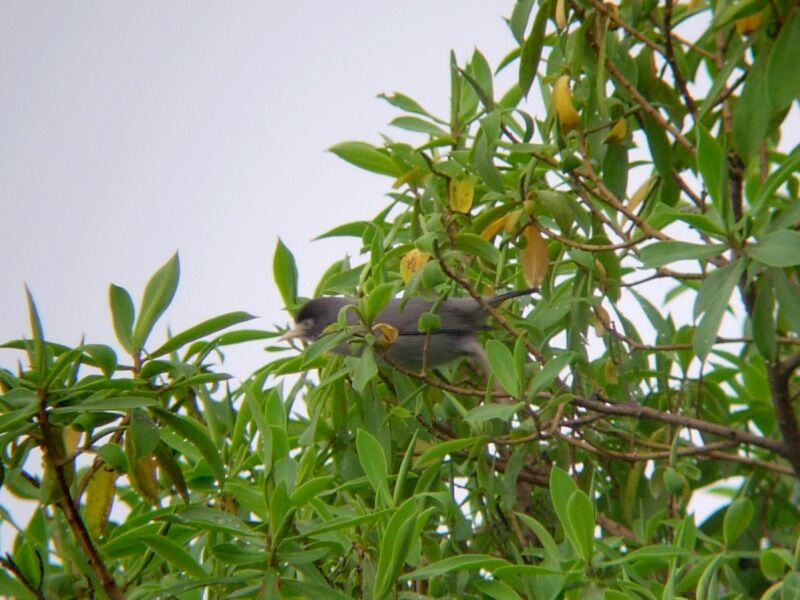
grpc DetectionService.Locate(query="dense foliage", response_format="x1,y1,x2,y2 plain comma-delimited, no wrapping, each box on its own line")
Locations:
2,0,800,598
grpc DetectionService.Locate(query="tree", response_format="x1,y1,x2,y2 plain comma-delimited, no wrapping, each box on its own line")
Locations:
2,1,800,598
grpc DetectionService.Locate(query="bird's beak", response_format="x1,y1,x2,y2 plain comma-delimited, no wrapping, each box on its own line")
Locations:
278,323,308,342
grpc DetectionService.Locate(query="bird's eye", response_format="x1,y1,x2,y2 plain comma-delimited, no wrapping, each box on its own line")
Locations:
301,318,315,329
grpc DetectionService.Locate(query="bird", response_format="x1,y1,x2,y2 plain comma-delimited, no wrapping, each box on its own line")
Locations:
279,288,538,373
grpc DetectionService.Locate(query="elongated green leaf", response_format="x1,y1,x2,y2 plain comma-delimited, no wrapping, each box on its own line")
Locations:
154,408,225,485
378,92,432,117
351,347,378,393
150,311,256,358
365,283,397,324
486,340,520,397
454,232,499,264
723,497,754,546
693,259,745,360
473,579,522,600
109,284,136,354
752,273,776,360
373,498,418,596
390,116,449,137
528,351,573,399
329,141,402,177
746,230,800,267
405,554,510,579
751,145,800,210
733,46,771,162
314,221,371,240
356,429,391,506
465,402,524,424
132,253,180,350
566,490,595,563
140,534,207,579
273,238,298,308
515,513,561,563
519,0,549,96
766,10,800,111
126,408,160,460
52,396,158,413
289,476,335,507
549,466,578,540
413,436,487,469
696,124,725,215
640,241,726,269
474,132,504,193
24,286,47,383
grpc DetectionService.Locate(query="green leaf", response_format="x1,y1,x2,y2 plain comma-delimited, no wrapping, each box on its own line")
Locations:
486,340,520,397
639,241,727,268
693,259,745,360
373,498,418,596
109,284,136,354
378,92,432,117
150,311,256,358
566,490,595,563
96,443,128,473
696,124,726,215
733,46,772,163
405,554,510,579
474,132,504,193
751,145,800,211
289,476,335,507
528,351,573,399
752,273,777,360
273,238,298,308
364,283,397,324
642,114,672,178
52,396,159,413
413,436,487,469
473,579,522,600
454,232,499,264
329,141,402,177
464,402,524,424
766,10,800,111
24,286,47,383
132,253,180,350
154,408,226,486
549,466,578,540
314,220,371,240
351,347,378,393
126,408,160,460
390,116,449,137
140,534,207,579
519,0,549,96
746,230,800,267
356,429,391,506
774,268,800,335
515,513,561,563
82,344,118,377
723,497,753,546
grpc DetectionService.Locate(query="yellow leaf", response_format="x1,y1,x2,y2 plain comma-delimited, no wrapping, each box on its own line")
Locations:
504,209,524,234
555,0,568,29
128,454,160,505
593,305,611,336
521,225,549,288
393,167,427,189
628,175,656,213
552,75,581,132
481,215,507,240
373,322,399,346
449,178,475,213
85,465,117,539
603,118,628,144
400,249,431,284
603,357,618,384
735,11,761,35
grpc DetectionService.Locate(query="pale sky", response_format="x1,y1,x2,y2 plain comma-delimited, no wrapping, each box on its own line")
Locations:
1,2,518,376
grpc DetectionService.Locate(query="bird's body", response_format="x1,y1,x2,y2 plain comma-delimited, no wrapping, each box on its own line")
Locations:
282,288,537,371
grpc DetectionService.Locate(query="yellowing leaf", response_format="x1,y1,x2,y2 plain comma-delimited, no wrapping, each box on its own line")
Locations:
449,178,475,213
373,322,399,346
628,175,656,213
400,249,431,283
504,209,524,234
603,357,618,384
553,75,581,131
555,0,568,29
521,225,549,288
593,305,611,336
127,454,160,505
393,167,427,189
604,118,628,144
481,215,508,240
63,425,82,456
735,11,761,34
85,465,117,539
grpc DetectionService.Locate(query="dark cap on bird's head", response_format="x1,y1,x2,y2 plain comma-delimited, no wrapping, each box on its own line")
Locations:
278,297,355,342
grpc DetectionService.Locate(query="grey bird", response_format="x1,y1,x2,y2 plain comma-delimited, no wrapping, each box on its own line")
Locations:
279,288,538,372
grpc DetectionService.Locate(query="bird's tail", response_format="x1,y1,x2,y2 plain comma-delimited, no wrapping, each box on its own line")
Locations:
488,287,540,305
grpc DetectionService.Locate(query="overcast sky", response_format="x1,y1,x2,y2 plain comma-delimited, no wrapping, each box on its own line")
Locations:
1,2,521,376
